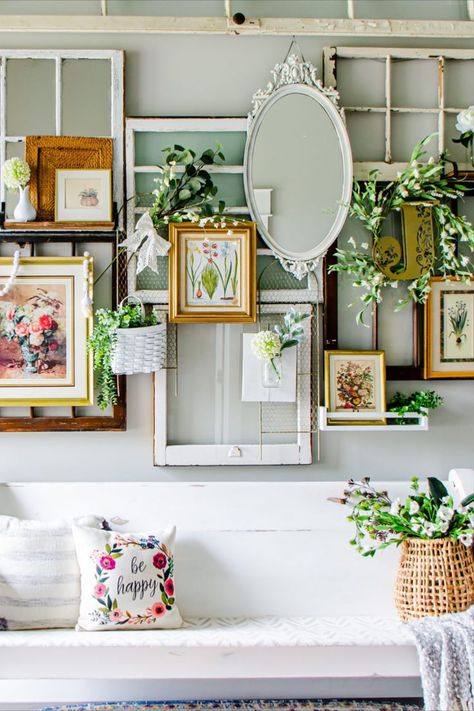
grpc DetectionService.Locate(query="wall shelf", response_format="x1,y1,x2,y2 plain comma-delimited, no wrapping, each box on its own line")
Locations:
318,407,429,431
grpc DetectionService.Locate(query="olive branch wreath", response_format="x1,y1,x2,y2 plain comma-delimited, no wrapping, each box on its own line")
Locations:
329,134,474,325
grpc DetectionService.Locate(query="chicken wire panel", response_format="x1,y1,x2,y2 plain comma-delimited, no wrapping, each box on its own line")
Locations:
259,304,317,437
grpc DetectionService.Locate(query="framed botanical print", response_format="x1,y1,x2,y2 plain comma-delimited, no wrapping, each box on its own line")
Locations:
324,350,386,425
168,222,256,323
0,257,93,406
55,169,112,222
424,277,474,379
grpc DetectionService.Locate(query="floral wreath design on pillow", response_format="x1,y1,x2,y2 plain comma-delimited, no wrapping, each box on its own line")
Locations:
90,533,175,626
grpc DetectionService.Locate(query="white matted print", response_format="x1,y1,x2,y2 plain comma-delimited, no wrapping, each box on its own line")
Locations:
241,334,296,402
55,169,112,222
425,277,474,378
0,257,93,406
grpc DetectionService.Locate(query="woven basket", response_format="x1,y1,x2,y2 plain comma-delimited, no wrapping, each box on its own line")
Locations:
395,537,474,621
111,297,166,376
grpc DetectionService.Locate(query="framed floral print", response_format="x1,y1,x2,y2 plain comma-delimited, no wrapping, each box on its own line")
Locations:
168,222,256,323
324,350,386,425
424,277,474,379
0,257,93,406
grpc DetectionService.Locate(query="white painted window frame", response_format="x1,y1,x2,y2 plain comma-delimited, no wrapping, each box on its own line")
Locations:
153,303,313,467
126,116,322,304
0,49,124,223
323,47,474,181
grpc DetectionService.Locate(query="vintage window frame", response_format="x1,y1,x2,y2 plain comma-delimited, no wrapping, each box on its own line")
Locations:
153,303,313,467
125,116,322,306
322,47,474,380
0,49,124,227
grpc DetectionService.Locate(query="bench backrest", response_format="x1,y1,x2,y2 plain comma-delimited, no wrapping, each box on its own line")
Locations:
0,474,470,618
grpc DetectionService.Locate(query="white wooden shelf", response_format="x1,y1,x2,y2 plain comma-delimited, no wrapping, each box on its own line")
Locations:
318,407,429,431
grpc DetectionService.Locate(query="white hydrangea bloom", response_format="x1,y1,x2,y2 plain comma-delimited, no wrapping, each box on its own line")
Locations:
250,331,281,361
2,158,31,191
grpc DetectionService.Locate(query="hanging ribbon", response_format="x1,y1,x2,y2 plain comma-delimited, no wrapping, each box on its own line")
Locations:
119,211,171,275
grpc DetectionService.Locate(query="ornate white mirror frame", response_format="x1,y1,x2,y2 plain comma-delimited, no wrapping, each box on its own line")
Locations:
244,53,353,280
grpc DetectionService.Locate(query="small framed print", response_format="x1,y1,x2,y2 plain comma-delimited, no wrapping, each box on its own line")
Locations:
55,169,112,222
325,350,386,425
169,222,257,323
424,277,474,379
0,257,93,406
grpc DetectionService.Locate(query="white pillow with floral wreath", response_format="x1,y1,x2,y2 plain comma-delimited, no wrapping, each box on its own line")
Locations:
72,518,182,631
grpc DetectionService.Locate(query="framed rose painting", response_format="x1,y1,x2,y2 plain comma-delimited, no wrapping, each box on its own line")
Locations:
424,277,474,379
324,350,386,425
0,257,93,406
168,222,256,323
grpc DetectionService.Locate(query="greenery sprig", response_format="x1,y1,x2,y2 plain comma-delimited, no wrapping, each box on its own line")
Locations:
88,303,158,410
329,476,474,557
388,390,443,425
329,134,474,325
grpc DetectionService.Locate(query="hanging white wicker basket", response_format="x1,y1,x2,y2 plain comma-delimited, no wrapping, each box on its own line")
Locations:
111,296,167,375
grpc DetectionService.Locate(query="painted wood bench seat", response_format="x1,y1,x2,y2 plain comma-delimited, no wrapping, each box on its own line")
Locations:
0,471,471,706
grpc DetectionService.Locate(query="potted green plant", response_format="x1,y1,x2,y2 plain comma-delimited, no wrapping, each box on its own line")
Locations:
88,300,162,410
388,390,443,425
330,476,474,620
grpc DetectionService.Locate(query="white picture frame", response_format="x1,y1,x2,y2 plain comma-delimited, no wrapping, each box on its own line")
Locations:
55,169,112,222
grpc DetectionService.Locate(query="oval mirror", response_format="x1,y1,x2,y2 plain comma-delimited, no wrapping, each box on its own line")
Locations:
244,55,352,279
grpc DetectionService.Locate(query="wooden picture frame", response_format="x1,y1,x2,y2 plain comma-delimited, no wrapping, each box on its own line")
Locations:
0,257,94,406
168,222,257,324
25,136,113,222
424,277,474,379
55,169,112,223
324,350,386,425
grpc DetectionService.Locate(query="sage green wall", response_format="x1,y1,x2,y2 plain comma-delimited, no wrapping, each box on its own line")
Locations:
0,0,473,482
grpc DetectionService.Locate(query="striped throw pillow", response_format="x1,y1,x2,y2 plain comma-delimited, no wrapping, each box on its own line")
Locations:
0,516,93,630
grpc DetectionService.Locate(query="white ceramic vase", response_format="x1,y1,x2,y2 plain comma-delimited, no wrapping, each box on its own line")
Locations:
13,185,36,222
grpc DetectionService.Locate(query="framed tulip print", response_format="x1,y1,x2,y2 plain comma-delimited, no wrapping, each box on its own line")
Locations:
0,257,93,406
424,277,474,379
324,350,386,425
168,222,257,323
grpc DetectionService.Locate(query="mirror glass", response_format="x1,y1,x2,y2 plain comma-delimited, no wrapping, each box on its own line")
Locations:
244,64,352,277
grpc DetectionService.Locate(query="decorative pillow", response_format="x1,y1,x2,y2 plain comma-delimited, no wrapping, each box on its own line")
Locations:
72,518,182,631
0,516,87,630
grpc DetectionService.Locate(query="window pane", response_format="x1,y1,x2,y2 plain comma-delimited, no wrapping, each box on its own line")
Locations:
6,59,55,136
62,59,111,137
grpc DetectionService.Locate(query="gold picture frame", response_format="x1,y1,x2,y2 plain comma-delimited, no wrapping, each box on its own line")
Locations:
169,222,257,324
424,276,474,379
0,257,93,406
324,350,386,425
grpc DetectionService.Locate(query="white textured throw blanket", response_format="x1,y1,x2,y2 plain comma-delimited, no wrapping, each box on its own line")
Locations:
408,606,474,711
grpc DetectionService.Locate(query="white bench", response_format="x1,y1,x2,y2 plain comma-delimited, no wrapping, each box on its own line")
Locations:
0,471,472,708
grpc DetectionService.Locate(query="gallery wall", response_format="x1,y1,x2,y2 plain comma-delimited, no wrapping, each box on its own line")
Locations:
0,1,473,481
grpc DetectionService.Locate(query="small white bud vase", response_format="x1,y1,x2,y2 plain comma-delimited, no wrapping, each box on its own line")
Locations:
13,185,36,222
262,356,282,388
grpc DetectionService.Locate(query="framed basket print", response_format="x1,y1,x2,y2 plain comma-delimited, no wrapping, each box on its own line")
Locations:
55,169,112,222
325,350,386,425
168,222,257,323
424,277,474,379
0,257,93,406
